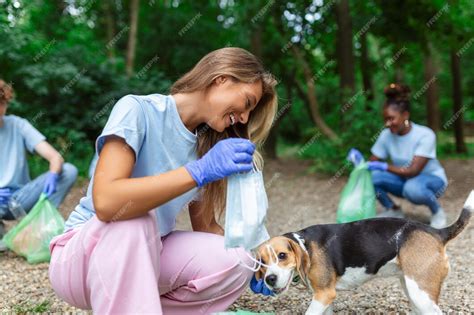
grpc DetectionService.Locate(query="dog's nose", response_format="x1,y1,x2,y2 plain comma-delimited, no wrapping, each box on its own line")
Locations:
265,274,277,287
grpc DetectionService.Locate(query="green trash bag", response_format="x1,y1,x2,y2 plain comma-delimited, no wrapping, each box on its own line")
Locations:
336,162,376,223
2,193,65,264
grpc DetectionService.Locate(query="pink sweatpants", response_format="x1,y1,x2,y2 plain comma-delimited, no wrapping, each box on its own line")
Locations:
48,211,254,314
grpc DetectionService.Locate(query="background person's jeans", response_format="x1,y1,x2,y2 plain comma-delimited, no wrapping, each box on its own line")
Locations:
371,170,446,214
0,163,78,220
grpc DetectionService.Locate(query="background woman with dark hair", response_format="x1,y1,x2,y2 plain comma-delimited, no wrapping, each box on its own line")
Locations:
353,83,448,228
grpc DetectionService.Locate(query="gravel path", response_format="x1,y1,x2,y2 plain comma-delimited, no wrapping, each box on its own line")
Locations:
1,159,472,314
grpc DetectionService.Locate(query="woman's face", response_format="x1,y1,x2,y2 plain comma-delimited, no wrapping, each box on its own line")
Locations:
0,101,7,117
383,106,410,134
205,76,263,132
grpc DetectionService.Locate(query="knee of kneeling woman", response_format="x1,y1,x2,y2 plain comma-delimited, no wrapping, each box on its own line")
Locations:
112,211,157,232
402,186,426,204
370,170,386,186
49,248,91,309
61,163,78,181
231,247,256,283
95,211,160,247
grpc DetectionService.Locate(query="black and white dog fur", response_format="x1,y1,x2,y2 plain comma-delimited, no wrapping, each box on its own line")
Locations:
255,191,473,314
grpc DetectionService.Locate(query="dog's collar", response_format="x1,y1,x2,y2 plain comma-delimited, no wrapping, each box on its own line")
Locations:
291,232,308,253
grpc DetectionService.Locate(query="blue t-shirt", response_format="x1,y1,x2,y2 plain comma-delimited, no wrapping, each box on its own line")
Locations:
0,115,46,189
371,122,447,185
64,94,201,235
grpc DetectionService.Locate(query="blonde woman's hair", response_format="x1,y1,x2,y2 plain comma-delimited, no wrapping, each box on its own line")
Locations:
0,80,14,104
170,47,278,227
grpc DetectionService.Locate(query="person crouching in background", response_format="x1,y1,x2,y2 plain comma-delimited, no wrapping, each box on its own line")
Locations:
0,79,78,251
353,83,448,228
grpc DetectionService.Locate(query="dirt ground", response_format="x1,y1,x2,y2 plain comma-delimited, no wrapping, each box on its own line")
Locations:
1,158,473,314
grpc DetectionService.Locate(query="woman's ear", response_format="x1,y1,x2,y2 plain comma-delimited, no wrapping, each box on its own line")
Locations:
214,75,227,85
288,239,310,287
402,110,410,121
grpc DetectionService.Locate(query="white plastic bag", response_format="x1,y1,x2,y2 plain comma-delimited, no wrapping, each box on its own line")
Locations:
224,165,270,251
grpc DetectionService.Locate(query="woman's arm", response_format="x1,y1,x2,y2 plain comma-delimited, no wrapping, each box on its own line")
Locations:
93,136,197,222
369,154,380,161
35,141,64,173
188,200,224,235
387,156,428,177
368,154,428,178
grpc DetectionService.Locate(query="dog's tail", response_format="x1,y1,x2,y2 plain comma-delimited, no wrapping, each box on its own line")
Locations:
439,190,473,244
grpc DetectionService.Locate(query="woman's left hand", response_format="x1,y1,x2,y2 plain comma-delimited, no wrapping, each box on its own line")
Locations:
367,161,388,171
347,148,364,166
43,172,59,197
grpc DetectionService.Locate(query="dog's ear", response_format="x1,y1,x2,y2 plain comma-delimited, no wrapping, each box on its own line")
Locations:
255,266,264,281
288,239,310,286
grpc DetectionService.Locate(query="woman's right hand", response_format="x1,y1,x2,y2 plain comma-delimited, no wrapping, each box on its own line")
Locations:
185,138,256,187
0,188,12,206
347,148,364,166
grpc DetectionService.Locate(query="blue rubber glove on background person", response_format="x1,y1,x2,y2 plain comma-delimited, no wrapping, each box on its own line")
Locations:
249,274,274,296
43,172,59,198
367,161,388,171
0,188,12,206
185,138,256,187
347,148,364,166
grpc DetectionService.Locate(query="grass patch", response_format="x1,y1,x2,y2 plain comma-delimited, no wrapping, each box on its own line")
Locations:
12,300,51,314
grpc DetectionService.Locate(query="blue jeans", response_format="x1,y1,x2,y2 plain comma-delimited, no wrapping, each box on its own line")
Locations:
0,163,78,220
371,170,446,214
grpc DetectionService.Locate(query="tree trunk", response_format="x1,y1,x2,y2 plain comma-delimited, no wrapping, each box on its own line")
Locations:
264,91,290,160
450,49,467,153
271,6,338,141
335,0,355,95
423,47,440,131
395,65,404,83
292,46,339,141
360,32,373,104
126,0,140,77
103,0,116,61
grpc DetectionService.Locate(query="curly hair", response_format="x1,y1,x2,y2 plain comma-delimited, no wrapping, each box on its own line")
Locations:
0,79,14,104
383,83,410,112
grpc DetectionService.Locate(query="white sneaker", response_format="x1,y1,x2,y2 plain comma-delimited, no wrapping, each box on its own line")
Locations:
377,208,405,219
430,208,447,229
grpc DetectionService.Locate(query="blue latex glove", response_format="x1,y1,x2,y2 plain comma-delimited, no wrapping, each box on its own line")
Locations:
185,138,256,187
249,274,274,296
347,148,364,166
43,172,59,197
367,161,388,171
0,188,12,206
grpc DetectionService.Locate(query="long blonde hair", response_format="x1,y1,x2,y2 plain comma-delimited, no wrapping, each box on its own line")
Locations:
170,47,278,226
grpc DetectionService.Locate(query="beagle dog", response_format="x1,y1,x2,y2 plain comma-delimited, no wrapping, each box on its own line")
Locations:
255,197,472,314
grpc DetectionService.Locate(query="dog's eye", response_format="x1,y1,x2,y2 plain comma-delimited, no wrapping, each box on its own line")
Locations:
278,252,287,260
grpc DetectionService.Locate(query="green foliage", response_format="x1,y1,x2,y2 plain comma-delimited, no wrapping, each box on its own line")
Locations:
1,4,170,177
295,97,384,174
12,300,51,314
0,0,473,178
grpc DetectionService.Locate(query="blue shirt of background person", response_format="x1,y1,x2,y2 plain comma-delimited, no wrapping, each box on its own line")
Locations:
0,79,78,251
354,83,448,229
